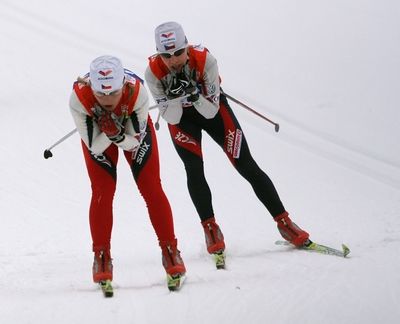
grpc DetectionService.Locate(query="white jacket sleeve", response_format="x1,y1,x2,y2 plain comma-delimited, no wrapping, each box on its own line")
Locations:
145,67,183,125
193,51,220,119
115,84,149,151
69,91,111,155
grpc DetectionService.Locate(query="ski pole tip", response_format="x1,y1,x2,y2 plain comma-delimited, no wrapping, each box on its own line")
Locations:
43,149,53,159
274,124,280,132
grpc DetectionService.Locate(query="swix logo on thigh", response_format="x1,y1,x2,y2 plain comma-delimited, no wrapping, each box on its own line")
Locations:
135,141,150,165
226,129,242,159
175,132,197,146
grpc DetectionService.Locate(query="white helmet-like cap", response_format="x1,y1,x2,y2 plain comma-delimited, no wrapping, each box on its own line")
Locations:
155,21,188,54
89,55,124,94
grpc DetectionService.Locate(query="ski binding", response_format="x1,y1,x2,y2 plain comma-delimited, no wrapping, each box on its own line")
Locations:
213,251,226,269
99,279,114,297
167,273,186,291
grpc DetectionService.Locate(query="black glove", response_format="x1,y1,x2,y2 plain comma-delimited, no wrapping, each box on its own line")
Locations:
167,70,199,102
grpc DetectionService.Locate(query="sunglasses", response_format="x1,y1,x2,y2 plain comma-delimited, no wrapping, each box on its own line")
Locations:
159,47,186,59
93,88,122,97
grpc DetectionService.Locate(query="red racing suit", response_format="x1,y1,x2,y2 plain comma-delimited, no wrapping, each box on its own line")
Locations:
69,71,177,252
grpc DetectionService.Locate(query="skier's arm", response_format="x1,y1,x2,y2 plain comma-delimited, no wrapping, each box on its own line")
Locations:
145,67,183,125
69,91,111,155
121,83,149,150
191,51,220,119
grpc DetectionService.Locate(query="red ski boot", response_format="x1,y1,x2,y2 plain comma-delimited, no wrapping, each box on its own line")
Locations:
201,217,226,269
160,239,186,291
274,212,310,247
92,250,113,283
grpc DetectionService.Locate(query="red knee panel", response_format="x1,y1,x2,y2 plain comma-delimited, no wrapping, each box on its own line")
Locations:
168,124,202,157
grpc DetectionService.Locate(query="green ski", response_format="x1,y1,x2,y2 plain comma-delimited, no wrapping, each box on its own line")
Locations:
275,240,350,258
213,251,226,269
99,279,114,297
167,273,186,291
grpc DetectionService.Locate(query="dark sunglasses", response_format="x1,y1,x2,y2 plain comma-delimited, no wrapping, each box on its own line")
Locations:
159,47,186,59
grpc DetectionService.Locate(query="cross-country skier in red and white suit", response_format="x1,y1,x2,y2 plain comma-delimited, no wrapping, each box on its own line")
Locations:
145,22,311,267
69,55,185,288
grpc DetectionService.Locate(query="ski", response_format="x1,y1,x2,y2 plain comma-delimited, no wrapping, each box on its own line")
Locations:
99,279,114,297
167,273,186,291
275,240,350,258
213,251,226,269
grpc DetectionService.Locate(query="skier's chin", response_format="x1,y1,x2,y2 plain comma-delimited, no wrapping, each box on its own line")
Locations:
171,64,184,73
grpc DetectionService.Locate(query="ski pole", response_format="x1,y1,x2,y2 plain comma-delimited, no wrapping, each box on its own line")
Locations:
154,111,161,130
43,96,190,159
44,104,160,159
222,91,280,132
43,128,78,159
153,94,190,131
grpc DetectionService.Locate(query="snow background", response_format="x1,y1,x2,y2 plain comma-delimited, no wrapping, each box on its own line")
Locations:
1,0,400,323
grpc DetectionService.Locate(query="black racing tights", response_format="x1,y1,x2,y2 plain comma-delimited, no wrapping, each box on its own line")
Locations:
168,94,286,222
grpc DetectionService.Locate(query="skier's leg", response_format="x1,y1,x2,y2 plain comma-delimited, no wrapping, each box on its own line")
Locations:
205,94,309,246
81,141,118,282
168,120,226,255
127,117,185,276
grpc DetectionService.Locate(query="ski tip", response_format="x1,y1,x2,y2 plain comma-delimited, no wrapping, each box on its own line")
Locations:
342,244,351,257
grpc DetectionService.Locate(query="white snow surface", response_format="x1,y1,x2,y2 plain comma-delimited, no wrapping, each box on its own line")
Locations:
1,0,400,323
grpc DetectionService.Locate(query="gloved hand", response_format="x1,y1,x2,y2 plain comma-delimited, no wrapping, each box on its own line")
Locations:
167,69,199,102
97,111,125,143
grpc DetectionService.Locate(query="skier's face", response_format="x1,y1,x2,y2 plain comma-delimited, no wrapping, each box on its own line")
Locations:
160,47,188,73
93,87,123,111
